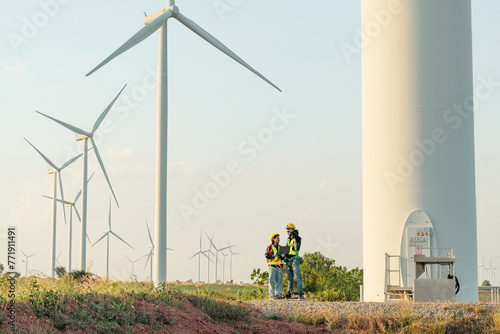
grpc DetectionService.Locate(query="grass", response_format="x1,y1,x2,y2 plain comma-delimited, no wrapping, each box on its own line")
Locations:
285,304,500,334
0,274,258,333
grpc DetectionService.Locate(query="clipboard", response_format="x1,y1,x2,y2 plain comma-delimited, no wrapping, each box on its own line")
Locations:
279,246,291,255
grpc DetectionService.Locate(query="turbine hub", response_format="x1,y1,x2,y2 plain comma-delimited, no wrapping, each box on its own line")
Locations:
170,5,179,14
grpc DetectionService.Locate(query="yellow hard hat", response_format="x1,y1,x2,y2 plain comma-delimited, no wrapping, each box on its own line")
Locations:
286,223,296,230
271,233,280,242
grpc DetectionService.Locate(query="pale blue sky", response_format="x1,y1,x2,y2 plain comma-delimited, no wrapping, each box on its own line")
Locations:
1,1,499,284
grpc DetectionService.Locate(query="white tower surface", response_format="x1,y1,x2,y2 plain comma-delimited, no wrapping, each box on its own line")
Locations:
362,0,478,302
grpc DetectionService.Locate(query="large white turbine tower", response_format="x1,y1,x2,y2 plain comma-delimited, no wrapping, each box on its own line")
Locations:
92,198,134,280
362,0,478,301
25,139,82,278
36,85,126,271
86,0,280,285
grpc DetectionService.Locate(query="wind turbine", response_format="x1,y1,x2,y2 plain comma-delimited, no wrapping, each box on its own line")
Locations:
36,84,127,271
188,230,213,283
25,139,82,278
486,259,500,284
226,242,241,284
126,256,141,276
92,197,134,280
144,219,174,282
86,0,281,285
55,250,63,267
221,250,228,284
205,232,234,284
42,173,95,273
21,250,36,277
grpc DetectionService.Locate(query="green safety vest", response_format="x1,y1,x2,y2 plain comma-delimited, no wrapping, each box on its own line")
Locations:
268,244,283,267
287,237,299,258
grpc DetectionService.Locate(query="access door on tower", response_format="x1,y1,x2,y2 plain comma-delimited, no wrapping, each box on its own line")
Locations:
400,210,437,288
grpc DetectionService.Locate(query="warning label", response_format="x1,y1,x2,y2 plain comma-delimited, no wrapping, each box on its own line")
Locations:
408,237,429,247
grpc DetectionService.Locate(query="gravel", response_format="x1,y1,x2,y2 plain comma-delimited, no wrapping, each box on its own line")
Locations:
247,299,500,320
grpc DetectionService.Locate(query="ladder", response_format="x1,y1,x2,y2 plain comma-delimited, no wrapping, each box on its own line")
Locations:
385,253,414,301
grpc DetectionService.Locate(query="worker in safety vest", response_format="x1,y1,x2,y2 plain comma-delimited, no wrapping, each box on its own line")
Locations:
284,223,304,299
265,233,285,299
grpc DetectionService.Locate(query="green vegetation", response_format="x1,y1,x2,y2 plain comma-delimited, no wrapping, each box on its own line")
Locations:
0,273,260,333
55,266,67,279
301,252,363,301
483,280,492,286
250,268,269,286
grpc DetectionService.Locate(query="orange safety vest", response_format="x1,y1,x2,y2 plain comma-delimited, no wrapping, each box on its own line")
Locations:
267,244,283,267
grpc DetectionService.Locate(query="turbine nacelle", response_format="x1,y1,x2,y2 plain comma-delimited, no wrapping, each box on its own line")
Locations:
76,135,90,141
143,6,178,25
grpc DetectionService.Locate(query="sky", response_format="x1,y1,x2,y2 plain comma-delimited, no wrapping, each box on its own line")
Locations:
1,0,500,285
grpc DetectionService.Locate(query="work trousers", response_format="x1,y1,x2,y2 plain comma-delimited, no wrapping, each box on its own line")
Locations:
286,257,303,294
268,265,283,298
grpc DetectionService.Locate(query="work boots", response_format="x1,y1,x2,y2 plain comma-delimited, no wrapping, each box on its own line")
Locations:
299,293,305,300
285,293,291,299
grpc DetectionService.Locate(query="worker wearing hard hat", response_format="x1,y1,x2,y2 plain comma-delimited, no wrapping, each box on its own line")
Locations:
265,233,285,299
284,223,304,299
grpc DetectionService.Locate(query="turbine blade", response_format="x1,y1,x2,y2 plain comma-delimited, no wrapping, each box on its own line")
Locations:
21,249,27,258
189,251,200,260
145,219,153,244
35,111,91,137
167,248,175,251
126,256,132,263
86,10,173,77
58,172,67,225
91,84,127,134
205,232,216,250
87,233,92,244
92,232,108,247
24,138,58,170
74,206,82,222
174,12,281,92
110,231,134,249
90,138,119,207
60,152,83,170
144,249,153,269
75,172,95,203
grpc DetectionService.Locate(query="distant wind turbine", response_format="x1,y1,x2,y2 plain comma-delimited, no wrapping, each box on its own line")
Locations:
227,242,241,284
42,172,95,273
144,219,174,282
205,232,234,283
188,230,213,283
92,197,134,280
20,250,36,277
36,84,127,271
126,256,141,276
86,0,280,285
25,139,82,278
55,250,63,267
